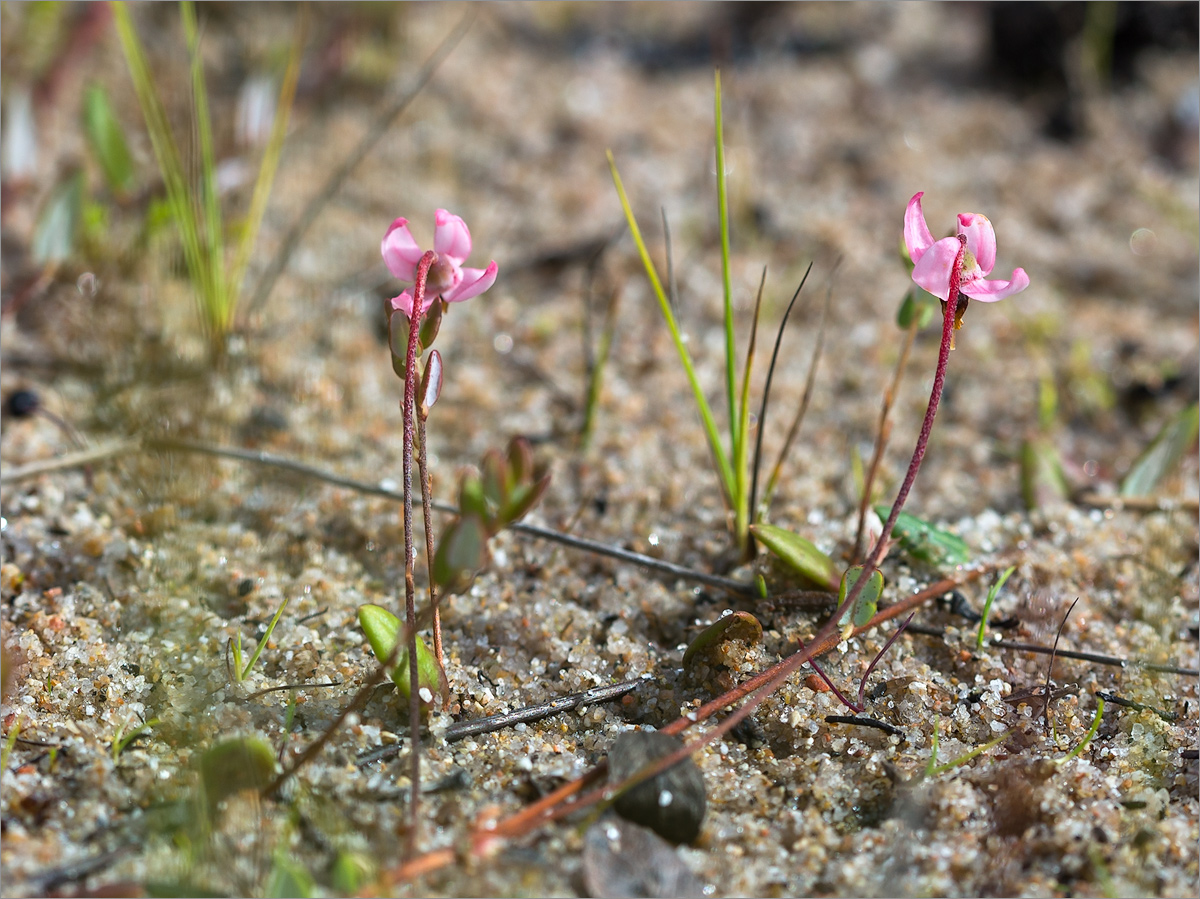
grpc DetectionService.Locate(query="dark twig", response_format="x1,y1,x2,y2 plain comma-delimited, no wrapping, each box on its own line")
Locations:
824,715,902,736
904,622,1199,676
144,437,758,597
1094,690,1178,722
1044,597,1080,734
356,678,645,765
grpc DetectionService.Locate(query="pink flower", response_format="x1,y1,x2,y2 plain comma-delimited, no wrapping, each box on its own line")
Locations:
903,192,1029,303
382,209,498,318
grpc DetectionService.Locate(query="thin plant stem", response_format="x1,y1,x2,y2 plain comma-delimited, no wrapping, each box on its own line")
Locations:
733,268,766,554
853,313,919,562
763,267,834,507
417,411,442,673
402,252,437,855
715,72,734,477
838,235,968,628
749,262,814,519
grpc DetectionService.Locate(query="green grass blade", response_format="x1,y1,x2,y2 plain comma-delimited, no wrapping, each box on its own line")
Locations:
607,150,734,501
714,70,737,461
112,3,210,340
976,565,1016,649
228,9,306,324
181,1,227,339
239,597,289,680
733,268,765,550
1120,402,1199,497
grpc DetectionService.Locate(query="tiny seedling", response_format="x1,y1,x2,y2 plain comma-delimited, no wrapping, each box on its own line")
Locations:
229,597,289,683
924,720,1013,778
1059,697,1105,765
976,565,1016,649
111,716,160,761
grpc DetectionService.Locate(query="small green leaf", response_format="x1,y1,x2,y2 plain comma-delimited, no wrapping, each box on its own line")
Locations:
750,523,839,592
432,515,488,595
418,298,444,349
481,448,507,513
458,475,489,521
875,506,971,568
356,604,440,704
896,289,935,330
32,170,84,265
682,611,763,667
1120,403,1199,497
199,736,277,817
837,566,884,639
82,83,137,196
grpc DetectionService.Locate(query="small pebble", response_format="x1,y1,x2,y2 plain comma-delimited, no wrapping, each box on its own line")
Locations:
608,730,706,844
582,815,705,899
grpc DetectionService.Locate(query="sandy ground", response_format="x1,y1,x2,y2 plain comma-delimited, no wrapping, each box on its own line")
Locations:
2,3,1198,897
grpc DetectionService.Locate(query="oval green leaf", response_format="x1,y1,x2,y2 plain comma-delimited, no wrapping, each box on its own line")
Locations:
874,506,971,568
750,523,839,592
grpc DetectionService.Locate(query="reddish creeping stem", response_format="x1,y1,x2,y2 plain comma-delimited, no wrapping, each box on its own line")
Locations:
401,250,437,853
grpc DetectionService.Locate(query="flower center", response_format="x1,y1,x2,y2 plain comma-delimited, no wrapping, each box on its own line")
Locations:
427,255,457,297
960,249,979,277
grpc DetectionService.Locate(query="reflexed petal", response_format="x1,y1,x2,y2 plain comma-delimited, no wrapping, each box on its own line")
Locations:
910,236,961,301
443,261,498,303
957,213,996,275
389,289,416,319
904,192,936,264
381,218,423,279
433,209,472,264
962,267,1030,302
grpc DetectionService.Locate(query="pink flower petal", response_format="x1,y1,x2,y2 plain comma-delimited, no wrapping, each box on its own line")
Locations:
910,236,962,301
961,268,1030,302
442,261,498,303
389,289,416,319
903,192,936,265
433,209,472,265
957,213,996,276
382,218,423,280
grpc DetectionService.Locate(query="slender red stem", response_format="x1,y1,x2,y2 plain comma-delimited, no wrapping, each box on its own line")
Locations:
403,251,437,854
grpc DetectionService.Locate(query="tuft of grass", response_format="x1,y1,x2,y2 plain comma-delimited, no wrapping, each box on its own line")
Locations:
976,565,1016,649
111,1,304,356
608,71,823,559
111,717,160,762
229,597,289,683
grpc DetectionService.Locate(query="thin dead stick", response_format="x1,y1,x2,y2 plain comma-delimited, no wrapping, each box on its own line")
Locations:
749,262,814,519
1044,597,1080,734
903,622,1199,676
358,678,645,765
762,265,834,507
244,11,475,318
0,439,139,484
853,313,919,562
143,437,757,596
